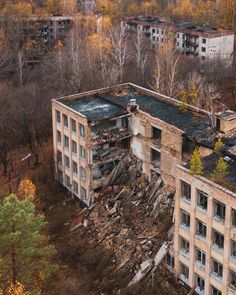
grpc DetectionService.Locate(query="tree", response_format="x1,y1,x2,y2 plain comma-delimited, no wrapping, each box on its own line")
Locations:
214,138,225,154
44,0,63,15
8,281,30,295
0,194,57,292
210,157,229,183
17,178,36,200
190,148,203,175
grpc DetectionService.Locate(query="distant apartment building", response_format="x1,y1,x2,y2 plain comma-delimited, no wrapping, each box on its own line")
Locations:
122,16,235,62
52,83,236,294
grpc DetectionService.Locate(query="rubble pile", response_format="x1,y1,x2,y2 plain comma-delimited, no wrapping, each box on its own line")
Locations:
92,127,131,145
71,155,175,286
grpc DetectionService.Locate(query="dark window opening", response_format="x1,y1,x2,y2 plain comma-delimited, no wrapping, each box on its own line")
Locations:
151,148,160,167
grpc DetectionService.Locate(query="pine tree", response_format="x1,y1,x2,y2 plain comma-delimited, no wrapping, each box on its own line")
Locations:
214,138,225,155
211,157,229,183
190,148,203,175
0,194,57,292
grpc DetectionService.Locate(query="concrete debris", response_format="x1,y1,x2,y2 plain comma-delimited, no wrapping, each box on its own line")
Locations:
72,154,175,287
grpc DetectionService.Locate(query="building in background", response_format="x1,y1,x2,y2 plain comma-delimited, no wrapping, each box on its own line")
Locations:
122,16,235,63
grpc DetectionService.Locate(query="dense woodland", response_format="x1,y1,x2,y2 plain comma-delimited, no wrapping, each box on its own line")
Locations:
0,0,236,294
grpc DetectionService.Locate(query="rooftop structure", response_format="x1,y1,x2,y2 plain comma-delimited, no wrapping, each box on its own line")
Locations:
122,16,235,63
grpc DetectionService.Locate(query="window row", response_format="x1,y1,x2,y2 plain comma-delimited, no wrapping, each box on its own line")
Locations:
181,180,236,225
55,110,85,137
57,133,86,158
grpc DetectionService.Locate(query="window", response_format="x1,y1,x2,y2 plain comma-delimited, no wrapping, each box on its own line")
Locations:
73,161,78,175
152,28,155,33
201,47,206,52
80,167,86,180
71,119,76,133
177,33,180,38
57,131,61,144
180,263,189,281
65,175,70,188
202,38,206,44
63,114,68,128
166,253,174,269
58,170,63,182
202,56,206,61
80,145,85,159
181,180,191,201
80,124,85,138
196,248,206,266
180,237,189,255
64,135,69,148
213,230,224,251
211,286,222,295
152,126,162,140
72,140,77,154
56,110,61,123
231,240,236,258
232,209,236,227
151,148,160,166
196,219,207,238
212,259,223,279
180,210,190,229
65,156,70,169
73,181,78,194
57,150,62,164
230,270,236,289
195,275,205,294
214,200,225,222
197,190,208,211
81,187,86,203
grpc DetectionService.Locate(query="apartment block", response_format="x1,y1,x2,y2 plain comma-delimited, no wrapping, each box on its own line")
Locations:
122,16,235,63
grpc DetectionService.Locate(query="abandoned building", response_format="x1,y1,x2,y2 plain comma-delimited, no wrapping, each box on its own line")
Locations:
52,83,236,294
122,16,235,63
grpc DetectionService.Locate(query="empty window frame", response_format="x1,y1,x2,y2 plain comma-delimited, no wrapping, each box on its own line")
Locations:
231,240,236,258
73,181,78,194
213,230,224,251
80,124,85,138
63,114,68,128
57,131,61,144
212,259,223,279
80,145,85,159
180,237,189,255
230,270,236,289
166,253,174,269
64,135,69,148
232,209,236,227
214,200,225,222
65,175,70,188
80,167,86,180
57,150,62,164
211,286,222,295
181,180,191,201
180,210,190,229
71,118,76,133
72,161,78,175
196,247,206,266
196,219,207,238
56,110,61,123
64,156,70,169
197,190,208,211
195,274,205,294
180,263,189,281
152,126,162,140
72,140,77,154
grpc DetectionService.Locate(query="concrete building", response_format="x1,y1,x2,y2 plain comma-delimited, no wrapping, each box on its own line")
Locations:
52,83,236,294
122,16,235,63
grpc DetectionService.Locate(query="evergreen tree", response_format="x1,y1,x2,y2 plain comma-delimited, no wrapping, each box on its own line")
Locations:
190,148,203,175
0,194,57,292
211,157,229,183
214,138,225,155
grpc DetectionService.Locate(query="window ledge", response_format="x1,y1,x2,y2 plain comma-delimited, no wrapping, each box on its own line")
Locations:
213,216,225,224
211,273,223,283
196,235,206,243
182,197,191,204
212,244,224,254
197,206,207,214
195,261,205,271
179,250,189,259
180,224,190,232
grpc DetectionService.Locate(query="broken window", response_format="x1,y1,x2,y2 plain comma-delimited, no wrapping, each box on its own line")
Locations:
180,263,189,281
166,253,174,270
64,135,69,149
152,126,162,143
230,270,236,289
212,259,223,279
64,156,70,169
213,230,224,251
56,110,61,123
81,187,86,202
211,286,222,295
57,131,61,144
201,47,206,52
72,140,77,154
80,167,86,181
196,247,206,266
197,190,208,211
57,150,62,164
232,209,236,227
80,145,85,159
214,200,225,222
151,148,160,166
65,175,70,188
180,210,190,229
231,240,236,258
181,180,191,201
196,219,207,239
63,114,68,128
73,181,78,194
80,124,85,138
195,274,205,294
180,237,189,255
71,119,76,133
73,161,78,175
58,170,63,183
122,117,128,128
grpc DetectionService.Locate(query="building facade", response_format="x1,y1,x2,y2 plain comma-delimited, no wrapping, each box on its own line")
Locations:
122,16,235,63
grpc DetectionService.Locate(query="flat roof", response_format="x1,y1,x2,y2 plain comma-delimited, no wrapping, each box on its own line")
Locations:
57,84,211,139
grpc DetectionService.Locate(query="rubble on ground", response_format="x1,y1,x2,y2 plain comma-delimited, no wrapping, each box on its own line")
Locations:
71,154,175,287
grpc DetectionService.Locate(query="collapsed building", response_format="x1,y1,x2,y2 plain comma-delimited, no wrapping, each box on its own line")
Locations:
52,83,236,294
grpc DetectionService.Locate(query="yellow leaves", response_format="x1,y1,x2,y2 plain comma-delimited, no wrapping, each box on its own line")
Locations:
86,33,111,55
8,282,30,295
102,16,112,30
140,0,158,16
17,177,36,200
3,2,33,17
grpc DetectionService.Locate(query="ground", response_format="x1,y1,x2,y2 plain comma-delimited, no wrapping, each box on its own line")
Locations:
0,142,187,295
